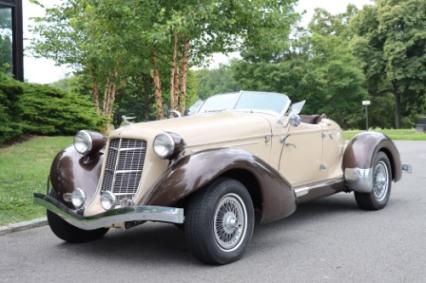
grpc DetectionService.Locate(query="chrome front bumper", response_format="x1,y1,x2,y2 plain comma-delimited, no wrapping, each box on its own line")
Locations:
34,193,184,230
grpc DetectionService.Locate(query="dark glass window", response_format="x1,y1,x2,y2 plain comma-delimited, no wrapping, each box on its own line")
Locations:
0,0,23,80
0,6,13,74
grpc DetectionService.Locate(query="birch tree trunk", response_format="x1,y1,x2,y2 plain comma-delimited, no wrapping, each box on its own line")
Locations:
170,32,178,110
179,40,190,113
91,69,100,113
152,51,164,119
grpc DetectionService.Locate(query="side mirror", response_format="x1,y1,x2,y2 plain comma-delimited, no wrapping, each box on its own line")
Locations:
279,100,306,126
289,113,302,127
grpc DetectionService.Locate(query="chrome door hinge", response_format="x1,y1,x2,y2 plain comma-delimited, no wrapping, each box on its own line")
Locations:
320,164,327,170
264,135,272,144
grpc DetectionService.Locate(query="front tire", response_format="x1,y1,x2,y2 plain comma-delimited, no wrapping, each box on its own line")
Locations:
184,178,255,265
47,210,109,243
355,151,392,210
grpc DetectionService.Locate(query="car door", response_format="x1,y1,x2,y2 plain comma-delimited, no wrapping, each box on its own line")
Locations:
273,122,325,187
320,119,345,180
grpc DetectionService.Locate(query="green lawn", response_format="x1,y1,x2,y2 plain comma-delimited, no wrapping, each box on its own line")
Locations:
0,136,72,226
344,129,426,141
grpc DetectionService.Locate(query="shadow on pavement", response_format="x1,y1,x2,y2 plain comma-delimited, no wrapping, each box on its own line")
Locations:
54,193,361,265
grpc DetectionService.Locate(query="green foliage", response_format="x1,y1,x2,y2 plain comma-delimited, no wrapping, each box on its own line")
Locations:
232,34,367,128
0,74,23,144
30,0,300,118
350,0,426,127
194,65,240,100
0,75,103,145
19,83,104,135
50,74,92,97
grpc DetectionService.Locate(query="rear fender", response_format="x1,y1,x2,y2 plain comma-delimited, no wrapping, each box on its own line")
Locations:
343,132,401,192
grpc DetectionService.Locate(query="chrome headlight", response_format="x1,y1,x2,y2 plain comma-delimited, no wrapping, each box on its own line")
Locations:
71,188,86,209
153,133,176,159
101,191,116,210
73,130,93,155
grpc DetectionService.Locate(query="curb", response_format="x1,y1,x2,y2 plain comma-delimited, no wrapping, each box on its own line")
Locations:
0,217,47,236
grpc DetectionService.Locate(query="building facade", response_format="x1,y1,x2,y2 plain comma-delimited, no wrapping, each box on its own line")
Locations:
0,0,23,81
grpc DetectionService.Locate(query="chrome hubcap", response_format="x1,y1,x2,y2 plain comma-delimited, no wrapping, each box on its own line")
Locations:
373,161,389,202
214,193,247,252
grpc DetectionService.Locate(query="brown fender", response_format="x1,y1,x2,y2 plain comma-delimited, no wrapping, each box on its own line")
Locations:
142,148,297,224
343,132,402,181
50,146,104,202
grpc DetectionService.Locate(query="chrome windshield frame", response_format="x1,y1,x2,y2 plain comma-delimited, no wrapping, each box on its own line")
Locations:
196,91,292,117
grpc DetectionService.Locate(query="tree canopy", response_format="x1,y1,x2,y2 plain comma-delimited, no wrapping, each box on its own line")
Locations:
28,0,426,129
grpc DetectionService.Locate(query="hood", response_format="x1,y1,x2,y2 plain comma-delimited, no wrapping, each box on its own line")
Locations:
112,111,272,148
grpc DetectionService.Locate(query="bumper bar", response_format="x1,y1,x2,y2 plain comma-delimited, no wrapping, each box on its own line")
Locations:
34,193,184,230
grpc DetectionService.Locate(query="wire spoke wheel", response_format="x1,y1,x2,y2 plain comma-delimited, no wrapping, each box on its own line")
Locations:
373,161,389,202
354,152,392,211
213,193,248,252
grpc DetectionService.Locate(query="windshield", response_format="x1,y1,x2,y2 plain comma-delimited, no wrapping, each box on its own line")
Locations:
198,92,240,113
196,91,290,115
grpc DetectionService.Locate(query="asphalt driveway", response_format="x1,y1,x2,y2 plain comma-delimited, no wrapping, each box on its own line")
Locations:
0,141,425,283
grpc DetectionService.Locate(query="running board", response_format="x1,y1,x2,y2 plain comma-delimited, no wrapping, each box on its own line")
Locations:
293,178,344,201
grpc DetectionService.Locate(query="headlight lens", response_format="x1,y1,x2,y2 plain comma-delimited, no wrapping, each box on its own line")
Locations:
71,188,86,209
153,133,175,159
73,130,93,155
101,191,116,210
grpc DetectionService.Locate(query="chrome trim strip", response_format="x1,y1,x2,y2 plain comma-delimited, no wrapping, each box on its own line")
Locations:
109,147,147,151
294,178,343,198
34,193,184,230
344,167,373,193
114,169,143,174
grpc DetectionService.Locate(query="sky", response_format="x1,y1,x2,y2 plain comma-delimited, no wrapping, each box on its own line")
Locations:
23,0,373,84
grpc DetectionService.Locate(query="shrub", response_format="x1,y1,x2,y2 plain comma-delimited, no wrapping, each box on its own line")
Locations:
0,74,103,145
0,74,23,144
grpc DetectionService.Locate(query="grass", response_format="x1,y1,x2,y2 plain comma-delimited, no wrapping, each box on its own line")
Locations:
0,136,72,226
344,128,426,141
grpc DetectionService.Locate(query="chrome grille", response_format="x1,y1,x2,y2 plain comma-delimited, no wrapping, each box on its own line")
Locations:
101,138,147,200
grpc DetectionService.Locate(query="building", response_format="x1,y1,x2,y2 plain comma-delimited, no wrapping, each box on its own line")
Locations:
0,0,23,81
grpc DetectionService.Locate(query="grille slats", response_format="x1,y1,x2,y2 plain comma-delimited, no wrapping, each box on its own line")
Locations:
101,138,146,201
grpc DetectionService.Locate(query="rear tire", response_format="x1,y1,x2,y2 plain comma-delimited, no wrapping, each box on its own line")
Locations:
184,178,255,265
47,210,108,243
355,152,392,210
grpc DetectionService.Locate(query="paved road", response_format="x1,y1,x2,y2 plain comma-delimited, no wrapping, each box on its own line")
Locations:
1,141,425,283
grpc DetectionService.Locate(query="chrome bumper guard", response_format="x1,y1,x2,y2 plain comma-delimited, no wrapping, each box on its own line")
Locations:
34,193,184,231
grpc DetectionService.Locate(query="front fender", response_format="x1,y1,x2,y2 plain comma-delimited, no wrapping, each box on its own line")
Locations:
49,145,104,203
142,148,297,223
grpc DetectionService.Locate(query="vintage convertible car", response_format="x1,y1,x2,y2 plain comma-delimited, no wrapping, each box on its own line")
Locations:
34,91,411,265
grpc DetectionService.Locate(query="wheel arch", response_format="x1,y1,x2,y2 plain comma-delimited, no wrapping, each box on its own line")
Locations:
142,148,296,223
379,147,397,181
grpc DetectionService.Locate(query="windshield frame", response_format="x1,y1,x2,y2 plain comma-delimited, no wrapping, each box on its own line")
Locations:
195,91,292,117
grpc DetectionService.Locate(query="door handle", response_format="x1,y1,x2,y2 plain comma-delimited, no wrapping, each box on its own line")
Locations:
281,135,296,148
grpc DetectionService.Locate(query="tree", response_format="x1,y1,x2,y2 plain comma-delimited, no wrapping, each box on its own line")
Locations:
31,0,139,123
31,0,299,122
233,33,367,128
231,6,368,129
350,0,426,128
194,64,240,100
